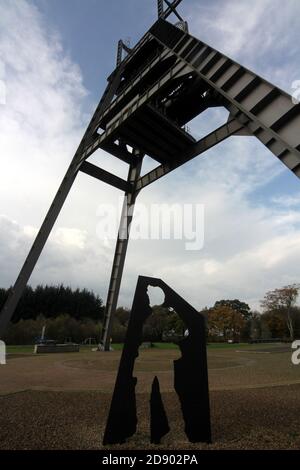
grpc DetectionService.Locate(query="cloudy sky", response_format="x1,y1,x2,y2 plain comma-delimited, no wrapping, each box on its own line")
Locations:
1,0,300,311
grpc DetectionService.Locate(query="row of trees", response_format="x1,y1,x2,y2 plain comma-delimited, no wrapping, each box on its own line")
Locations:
107,306,185,343
3,314,101,345
1,283,300,344
2,307,185,345
205,285,300,342
0,285,104,322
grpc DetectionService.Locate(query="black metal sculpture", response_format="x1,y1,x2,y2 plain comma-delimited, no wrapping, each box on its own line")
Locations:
103,276,211,445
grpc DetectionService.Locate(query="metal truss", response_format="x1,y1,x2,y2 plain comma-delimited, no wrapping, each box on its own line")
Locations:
1,1,299,350
158,0,184,21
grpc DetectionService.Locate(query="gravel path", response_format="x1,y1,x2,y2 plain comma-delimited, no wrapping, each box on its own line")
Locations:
0,385,300,450
1,346,299,449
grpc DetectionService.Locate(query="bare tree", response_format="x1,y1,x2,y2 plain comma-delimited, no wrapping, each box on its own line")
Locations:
261,284,300,341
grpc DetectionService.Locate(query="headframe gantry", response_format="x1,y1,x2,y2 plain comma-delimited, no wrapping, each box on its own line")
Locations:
1,0,300,350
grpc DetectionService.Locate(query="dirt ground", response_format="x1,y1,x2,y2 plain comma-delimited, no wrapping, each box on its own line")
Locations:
0,344,300,449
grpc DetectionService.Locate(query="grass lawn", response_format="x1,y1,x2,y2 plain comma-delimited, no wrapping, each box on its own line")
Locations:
6,344,97,354
6,342,269,354
6,345,34,354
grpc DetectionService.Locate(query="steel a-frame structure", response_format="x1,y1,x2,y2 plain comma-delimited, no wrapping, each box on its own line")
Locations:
1,0,300,350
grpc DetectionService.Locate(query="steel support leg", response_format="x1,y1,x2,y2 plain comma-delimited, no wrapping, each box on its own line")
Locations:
100,151,143,351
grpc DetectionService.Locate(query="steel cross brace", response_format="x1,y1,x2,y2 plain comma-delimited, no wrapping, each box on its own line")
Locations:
157,0,184,20
136,118,244,191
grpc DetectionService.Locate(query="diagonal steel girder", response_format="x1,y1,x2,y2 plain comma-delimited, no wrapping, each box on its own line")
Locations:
135,118,244,191
148,19,300,178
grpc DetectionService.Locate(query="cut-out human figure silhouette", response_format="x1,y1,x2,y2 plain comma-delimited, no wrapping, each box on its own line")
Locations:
103,276,211,445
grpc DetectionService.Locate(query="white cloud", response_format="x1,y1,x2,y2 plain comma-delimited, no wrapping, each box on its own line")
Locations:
0,213,111,292
185,0,300,91
272,194,300,208
123,154,300,311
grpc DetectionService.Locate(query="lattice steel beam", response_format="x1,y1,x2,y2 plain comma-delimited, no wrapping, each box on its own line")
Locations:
116,40,132,67
149,19,300,177
157,0,164,18
163,0,184,21
159,0,184,20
